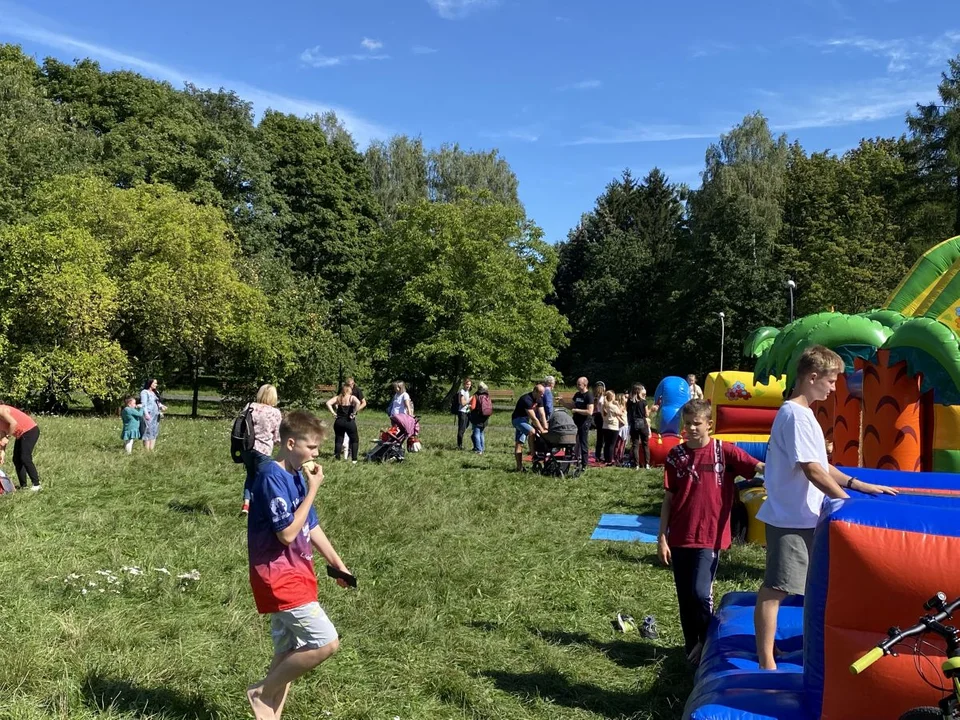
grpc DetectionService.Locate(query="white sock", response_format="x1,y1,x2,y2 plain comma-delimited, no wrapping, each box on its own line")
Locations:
124,440,134,454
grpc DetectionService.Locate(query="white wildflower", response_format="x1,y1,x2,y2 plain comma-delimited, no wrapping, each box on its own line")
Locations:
81,588,87,595
153,567,171,575
177,570,201,581
88,581,97,587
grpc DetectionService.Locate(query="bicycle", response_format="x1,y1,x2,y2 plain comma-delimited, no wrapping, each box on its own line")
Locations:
850,592,960,719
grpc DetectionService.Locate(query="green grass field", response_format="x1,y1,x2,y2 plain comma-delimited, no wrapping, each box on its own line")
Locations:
0,412,765,720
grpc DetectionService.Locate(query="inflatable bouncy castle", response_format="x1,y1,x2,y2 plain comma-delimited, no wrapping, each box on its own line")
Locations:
684,468,960,720
684,236,960,718
743,236,960,475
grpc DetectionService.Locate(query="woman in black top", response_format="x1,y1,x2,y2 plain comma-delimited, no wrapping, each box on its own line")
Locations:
627,383,651,469
326,385,362,462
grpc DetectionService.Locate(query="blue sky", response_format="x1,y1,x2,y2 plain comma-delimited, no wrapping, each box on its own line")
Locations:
2,0,958,243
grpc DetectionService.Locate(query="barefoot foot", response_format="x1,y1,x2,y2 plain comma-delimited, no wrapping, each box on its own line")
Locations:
247,684,275,720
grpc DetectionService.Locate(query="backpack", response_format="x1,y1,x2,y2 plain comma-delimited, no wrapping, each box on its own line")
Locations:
0,471,14,495
470,393,493,423
450,391,463,415
230,403,255,463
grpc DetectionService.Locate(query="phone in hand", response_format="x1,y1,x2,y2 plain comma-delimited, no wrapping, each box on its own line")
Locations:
326,565,357,588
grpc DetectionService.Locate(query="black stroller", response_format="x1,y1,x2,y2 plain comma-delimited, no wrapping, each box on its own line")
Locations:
531,409,582,478
365,414,420,463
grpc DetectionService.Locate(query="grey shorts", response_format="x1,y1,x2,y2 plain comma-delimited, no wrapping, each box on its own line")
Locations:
270,601,338,654
763,525,816,596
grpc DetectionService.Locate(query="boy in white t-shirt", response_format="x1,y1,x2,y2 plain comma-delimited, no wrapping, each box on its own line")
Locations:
754,345,897,670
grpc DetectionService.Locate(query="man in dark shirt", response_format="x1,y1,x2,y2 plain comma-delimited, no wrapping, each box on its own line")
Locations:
567,376,595,470
512,383,548,472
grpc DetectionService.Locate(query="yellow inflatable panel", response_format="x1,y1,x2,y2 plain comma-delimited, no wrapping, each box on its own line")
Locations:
713,433,770,443
740,487,767,546
707,372,785,432
933,404,960,450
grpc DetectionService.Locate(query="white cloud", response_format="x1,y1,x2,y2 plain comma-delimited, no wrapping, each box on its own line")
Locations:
300,46,342,67
0,13,389,145
817,30,960,73
481,126,541,143
769,78,935,131
299,45,390,68
412,45,438,54
427,0,498,20
560,79,602,91
567,123,723,146
361,37,383,51
690,41,737,59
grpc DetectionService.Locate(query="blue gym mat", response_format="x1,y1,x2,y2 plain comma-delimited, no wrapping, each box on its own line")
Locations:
590,514,660,543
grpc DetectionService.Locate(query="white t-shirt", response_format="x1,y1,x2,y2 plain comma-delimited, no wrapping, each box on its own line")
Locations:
458,388,470,414
757,400,829,529
388,392,411,417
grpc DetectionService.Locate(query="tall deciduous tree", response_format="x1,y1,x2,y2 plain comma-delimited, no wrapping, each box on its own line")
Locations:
365,136,521,221
257,111,380,300
367,192,567,404
674,113,789,374
908,55,960,235
0,46,92,226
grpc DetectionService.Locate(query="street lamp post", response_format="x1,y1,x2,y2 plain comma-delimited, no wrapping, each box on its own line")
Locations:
786,279,796,322
718,311,725,372
336,297,344,390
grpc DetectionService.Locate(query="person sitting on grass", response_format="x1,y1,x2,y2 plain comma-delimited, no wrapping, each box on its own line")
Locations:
120,396,144,454
753,345,897,670
246,410,353,720
511,383,548,472
658,398,765,666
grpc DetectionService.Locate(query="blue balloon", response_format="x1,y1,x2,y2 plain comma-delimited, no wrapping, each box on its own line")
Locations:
654,376,691,434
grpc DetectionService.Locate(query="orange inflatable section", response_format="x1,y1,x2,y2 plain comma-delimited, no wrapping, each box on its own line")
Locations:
810,397,834,448
821,521,960,719
859,351,922,472
832,373,861,468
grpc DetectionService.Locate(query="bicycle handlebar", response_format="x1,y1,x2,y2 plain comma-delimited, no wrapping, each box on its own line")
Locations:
849,594,960,675
850,647,883,675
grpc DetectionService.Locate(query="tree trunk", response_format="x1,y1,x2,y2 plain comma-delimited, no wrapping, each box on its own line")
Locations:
191,360,200,419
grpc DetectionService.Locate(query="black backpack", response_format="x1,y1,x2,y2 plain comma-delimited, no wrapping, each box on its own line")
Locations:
230,404,255,463
450,392,462,415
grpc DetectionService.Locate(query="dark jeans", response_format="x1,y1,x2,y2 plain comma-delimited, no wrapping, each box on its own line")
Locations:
456,412,470,449
575,420,592,468
595,421,606,461
242,449,272,501
671,547,720,654
14,425,40,488
632,422,651,467
602,428,619,463
334,418,359,460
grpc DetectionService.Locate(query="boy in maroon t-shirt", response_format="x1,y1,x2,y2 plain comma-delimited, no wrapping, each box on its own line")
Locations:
658,399,764,665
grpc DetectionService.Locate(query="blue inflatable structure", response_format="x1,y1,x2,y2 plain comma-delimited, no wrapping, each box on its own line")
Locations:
654,376,691,435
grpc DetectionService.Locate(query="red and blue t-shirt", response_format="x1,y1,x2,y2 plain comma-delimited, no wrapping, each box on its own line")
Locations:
247,462,319,614
663,440,760,551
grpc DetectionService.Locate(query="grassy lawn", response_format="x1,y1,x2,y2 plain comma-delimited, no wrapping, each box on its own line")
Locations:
0,412,765,720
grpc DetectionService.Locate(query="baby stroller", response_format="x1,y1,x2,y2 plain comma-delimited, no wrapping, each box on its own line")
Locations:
532,409,582,478
366,414,421,463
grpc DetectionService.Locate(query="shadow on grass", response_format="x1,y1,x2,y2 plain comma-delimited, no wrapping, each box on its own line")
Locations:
600,545,660,566
530,628,686,670
168,500,215,516
82,674,221,719
482,646,690,720
715,556,765,583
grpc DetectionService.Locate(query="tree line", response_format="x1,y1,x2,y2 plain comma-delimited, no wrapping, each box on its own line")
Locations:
0,43,958,411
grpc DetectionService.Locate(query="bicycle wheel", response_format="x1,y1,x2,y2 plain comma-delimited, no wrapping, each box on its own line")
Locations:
898,707,943,719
